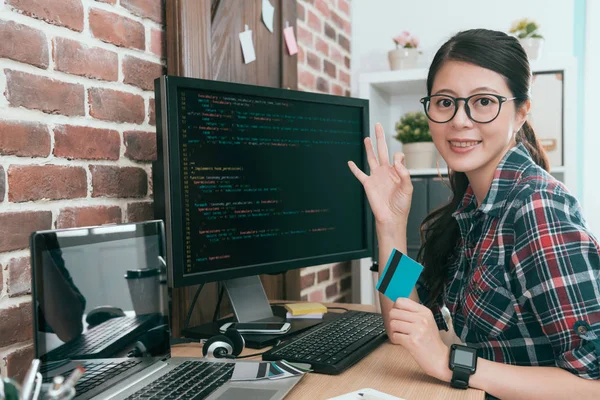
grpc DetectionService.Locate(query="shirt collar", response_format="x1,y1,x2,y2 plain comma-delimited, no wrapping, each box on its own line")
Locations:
452,142,534,218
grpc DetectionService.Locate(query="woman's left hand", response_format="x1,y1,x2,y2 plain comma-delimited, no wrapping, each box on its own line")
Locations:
388,297,451,382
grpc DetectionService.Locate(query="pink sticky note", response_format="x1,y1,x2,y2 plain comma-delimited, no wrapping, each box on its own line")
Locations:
283,26,298,56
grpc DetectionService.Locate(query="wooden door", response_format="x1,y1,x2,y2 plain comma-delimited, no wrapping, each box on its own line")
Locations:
166,0,299,337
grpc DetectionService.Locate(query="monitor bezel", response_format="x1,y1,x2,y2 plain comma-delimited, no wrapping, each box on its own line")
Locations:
156,76,373,288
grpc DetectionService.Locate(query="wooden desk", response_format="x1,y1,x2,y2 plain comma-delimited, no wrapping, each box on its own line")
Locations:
172,303,484,400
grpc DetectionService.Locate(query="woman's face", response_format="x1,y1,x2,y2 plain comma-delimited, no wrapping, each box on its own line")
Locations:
428,61,527,174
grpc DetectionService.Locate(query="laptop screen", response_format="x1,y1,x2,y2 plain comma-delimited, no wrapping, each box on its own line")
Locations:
30,221,170,363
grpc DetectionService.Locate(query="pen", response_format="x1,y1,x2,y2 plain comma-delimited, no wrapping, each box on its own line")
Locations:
20,359,40,400
358,392,388,400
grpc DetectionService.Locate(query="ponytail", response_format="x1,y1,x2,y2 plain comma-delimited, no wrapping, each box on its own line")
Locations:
516,121,550,172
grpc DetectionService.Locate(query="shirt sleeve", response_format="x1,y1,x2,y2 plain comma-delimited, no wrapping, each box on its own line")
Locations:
512,189,600,379
415,274,449,331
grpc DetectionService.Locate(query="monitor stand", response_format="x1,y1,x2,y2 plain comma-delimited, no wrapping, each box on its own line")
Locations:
180,275,324,349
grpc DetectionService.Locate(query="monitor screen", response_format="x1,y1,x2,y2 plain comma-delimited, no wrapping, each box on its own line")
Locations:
154,77,372,287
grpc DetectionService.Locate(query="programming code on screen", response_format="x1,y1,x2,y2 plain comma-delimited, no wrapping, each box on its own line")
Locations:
179,88,366,275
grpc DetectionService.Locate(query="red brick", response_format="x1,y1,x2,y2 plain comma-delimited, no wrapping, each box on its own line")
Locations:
343,19,351,36
0,166,4,203
316,37,328,56
307,51,320,71
340,276,351,291
4,345,34,383
127,201,154,222
344,55,351,69
7,0,83,32
53,37,118,81
5,70,85,116
148,98,156,126
297,46,305,64
121,0,164,24
7,257,30,297
324,22,336,40
330,46,343,64
89,8,145,50
0,301,32,347
307,10,321,32
57,206,122,229
317,268,330,283
332,262,351,278
308,289,324,302
315,0,330,17
90,165,148,198
298,68,315,89
123,56,164,91
339,70,350,86
0,211,52,252
332,83,343,96
8,165,87,202
53,125,120,161
338,0,350,16
338,33,350,52
0,263,3,293
296,2,305,21
345,89,350,97
0,20,48,69
331,10,345,29
326,282,338,298
316,77,329,93
297,25,312,46
324,59,336,78
124,131,157,161
88,88,145,124
300,272,315,290
0,121,50,157
150,29,164,58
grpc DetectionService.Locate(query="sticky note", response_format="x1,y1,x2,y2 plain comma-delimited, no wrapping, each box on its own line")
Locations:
283,26,298,55
376,248,423,301
262,0,274,33
239,27,256,64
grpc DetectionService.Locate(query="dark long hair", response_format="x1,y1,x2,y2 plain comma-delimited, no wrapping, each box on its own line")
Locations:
417,29,549,306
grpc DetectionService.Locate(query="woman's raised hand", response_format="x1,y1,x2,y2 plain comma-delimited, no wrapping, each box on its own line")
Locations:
348,123,413,229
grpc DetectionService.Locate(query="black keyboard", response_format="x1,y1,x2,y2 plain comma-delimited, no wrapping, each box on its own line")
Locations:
262,310,387,374
42,360,142,397
43,315,156,361
125,361,234,400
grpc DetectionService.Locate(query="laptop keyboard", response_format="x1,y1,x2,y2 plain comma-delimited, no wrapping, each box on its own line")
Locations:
43,316,153,361
125,361,235,400
42,360,143,396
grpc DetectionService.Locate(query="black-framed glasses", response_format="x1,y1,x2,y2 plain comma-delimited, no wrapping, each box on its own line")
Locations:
419,93,517,124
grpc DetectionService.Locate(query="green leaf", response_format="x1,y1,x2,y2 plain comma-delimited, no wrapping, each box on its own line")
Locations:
517,32,527,39
525,22,537,34
531,33,544,39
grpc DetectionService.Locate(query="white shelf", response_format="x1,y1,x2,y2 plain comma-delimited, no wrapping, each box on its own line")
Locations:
408,165,566,177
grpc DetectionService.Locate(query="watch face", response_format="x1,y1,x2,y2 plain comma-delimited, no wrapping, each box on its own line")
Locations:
450,345,478,372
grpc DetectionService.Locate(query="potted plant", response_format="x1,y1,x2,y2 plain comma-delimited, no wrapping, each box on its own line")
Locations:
394,111,436,169
509,18,544,60
388,31,420,70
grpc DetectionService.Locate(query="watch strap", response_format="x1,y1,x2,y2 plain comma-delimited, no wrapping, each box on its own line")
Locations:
450,365,472,389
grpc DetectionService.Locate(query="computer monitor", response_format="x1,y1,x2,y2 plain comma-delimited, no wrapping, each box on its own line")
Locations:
153,76,371,326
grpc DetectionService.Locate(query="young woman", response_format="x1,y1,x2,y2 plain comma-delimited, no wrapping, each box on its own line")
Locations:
348,29,600,398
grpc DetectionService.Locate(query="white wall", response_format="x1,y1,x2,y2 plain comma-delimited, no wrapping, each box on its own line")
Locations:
351,0,574,94
583,1,600,234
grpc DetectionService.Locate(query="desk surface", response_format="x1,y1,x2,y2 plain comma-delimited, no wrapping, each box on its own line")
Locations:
172,303,485,400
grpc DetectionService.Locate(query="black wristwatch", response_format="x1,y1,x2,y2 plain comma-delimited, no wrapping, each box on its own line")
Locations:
449,344,478,389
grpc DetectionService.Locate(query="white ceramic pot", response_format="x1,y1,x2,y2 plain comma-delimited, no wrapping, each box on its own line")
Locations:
519,38,544,60
402,142,436,169
388,48,418,70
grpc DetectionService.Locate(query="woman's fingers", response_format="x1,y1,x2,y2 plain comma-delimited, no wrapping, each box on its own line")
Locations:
364,137,379,171
375,123,390,166
393,152,405,166
347,161,368,184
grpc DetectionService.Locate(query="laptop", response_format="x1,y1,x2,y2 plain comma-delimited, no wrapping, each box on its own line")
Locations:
31,220,304,400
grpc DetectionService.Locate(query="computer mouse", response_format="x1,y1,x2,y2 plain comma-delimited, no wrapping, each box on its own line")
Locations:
86,306,126,326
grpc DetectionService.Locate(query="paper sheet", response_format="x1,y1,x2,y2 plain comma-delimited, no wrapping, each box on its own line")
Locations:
327,388,406,400
283,26,298,55
262,0,274,32
239,26,256,64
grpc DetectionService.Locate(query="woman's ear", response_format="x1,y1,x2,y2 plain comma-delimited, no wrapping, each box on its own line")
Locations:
516,99,531,132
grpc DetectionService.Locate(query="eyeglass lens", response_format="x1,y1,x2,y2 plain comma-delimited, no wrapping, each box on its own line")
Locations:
424,94,502,123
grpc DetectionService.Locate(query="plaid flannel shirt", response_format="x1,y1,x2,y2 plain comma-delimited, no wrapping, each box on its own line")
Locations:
416,143,600,379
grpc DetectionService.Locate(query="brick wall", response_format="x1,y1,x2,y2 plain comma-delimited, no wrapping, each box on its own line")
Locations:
0,0,164,380
296,0,353,303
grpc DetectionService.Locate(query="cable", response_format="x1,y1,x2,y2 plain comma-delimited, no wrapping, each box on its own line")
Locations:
222,339,282,359
327,306,349,312
212,283,225,322
183,283,205,331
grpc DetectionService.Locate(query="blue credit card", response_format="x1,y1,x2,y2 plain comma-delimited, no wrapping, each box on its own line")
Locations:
376,248,424,301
